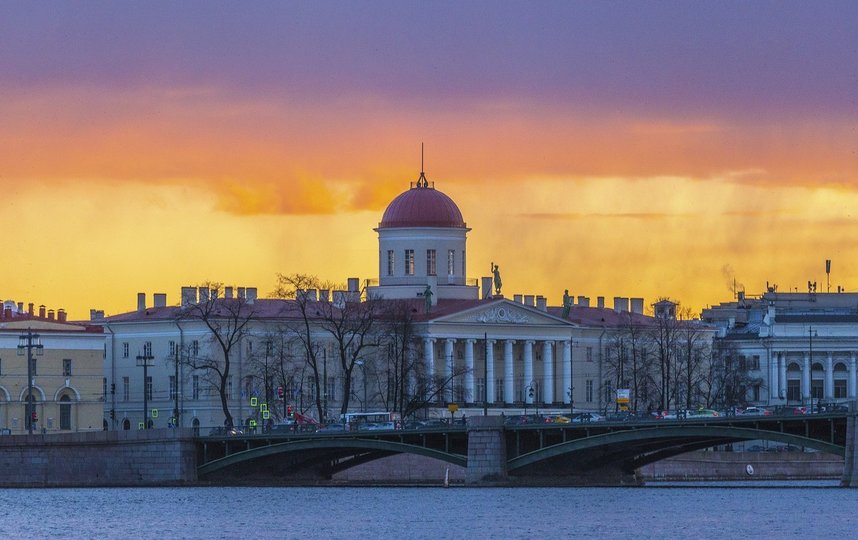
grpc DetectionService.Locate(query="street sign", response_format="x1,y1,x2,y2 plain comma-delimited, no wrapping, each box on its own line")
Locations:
616,389,630,404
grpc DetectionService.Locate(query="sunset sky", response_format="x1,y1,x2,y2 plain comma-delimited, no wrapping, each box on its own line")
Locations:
2,2,857,319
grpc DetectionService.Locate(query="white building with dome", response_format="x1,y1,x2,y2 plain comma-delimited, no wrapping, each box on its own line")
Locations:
95,165,701,430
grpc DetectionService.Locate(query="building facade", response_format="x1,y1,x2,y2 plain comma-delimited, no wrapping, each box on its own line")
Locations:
0,302,105,434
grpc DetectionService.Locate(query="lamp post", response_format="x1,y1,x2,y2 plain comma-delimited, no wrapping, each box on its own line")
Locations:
136,351,154,429
356,359,367,412
17,329,44,435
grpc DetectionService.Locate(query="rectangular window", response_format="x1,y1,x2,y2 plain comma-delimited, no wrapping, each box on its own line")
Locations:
752,384,761,402
247,340,253,354
426,249,436,276
585,379,594,402
122,342,129,358
387,250,395,276
145,376,153,401
476,377,486,402
495,378,504,402
63,358,72,376
811,380,824,400
404,249,415,275
103,377,107,398
586,347,593,362
227,376,234,399
169,341,176,357
604,381,613,404
448,250,455,276
192,376,200,400
192,340,199,356
169,375,177,400
750,355,761,370
326,377,336,402
787,380,801,402
265,341,273,356
123,377,130,401
143,341,152,357
32,358,37,376
835,379,848,399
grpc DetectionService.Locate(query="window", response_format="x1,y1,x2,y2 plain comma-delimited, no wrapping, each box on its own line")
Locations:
750,355,761,371
192,376,200,400
103,377,107,398
476,377,486,402
447,250,455,276
247,340,253,354
63,358,72,376
123,377,130,401
835,379,848,399
145,376,153,401
227,376,234,399
604,381,613,404
59,395,72,430
122,342,129,358
143,341,152,357
751,384,761,402
326,377,337,402
169,341,176,357
192,340,199,356
32,358,37,376
811,380,824,400
404,249,415,275
387,250,395,276
265,341,273,356
495,378,504,402
585,379,594,402
426,249,436,276
787,380,800,402
169,375,177,400
586,347,593,362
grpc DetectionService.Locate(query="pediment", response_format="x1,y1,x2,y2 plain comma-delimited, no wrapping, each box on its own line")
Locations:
431,300,572,327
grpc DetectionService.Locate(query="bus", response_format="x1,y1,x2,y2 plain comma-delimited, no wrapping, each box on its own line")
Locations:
340,411,402,431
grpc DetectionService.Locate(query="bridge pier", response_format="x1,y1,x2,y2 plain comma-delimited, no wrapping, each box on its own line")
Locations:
842,415,858,487
466,416,508,484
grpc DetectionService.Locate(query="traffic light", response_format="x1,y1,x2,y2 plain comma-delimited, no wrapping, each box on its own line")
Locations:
277,386,284,399
287,405,293,418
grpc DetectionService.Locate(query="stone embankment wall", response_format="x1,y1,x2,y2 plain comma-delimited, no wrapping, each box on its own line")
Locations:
640,450,844,481
0,428,197,487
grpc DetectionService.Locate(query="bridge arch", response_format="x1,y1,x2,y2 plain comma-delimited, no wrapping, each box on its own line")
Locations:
508,426,844,473
198,437,466,477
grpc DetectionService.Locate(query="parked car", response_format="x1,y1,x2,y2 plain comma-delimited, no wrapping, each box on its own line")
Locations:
571,412,603,423
740,406,771,416
687,408,720,418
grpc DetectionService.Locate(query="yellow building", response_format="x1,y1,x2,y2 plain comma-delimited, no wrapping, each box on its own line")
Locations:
0,303,105,434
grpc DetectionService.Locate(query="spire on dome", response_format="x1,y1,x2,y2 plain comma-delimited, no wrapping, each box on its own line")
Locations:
415,142,429,188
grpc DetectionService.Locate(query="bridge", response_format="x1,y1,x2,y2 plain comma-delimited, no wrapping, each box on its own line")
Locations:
196,412,858,486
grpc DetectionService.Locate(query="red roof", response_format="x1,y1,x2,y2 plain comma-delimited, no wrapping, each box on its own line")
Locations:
378,183,466,229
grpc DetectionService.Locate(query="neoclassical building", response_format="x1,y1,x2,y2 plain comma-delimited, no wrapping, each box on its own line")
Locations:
0,302,105,434
703,290,858,406
97,168,697,430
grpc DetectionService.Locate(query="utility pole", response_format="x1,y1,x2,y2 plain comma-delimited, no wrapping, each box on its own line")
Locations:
17,329,44,435
137,350,155,429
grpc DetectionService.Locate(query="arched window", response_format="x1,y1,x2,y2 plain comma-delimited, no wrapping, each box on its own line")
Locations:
123,418,131,430
59,395,72,430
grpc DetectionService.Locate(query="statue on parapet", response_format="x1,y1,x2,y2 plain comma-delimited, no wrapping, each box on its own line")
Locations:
423,284,434,313
562,289,571,319
491,262,502,296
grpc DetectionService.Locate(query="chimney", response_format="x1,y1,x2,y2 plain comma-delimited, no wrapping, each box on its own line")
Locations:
28,302,34,315
613,297,629,312
198,287,210,303
319,289,330,302
238,287,246,299
513,294,523,303
307,289,318,302
48,309,55,320
333,291,346,308
481,277,493,299
524,295,535,307
90,309,98,321
3,307,10,319
17,302,24,313
39,305,46,318
153,293,167,308
137,293,146,311
536,296,547,311
597,296,605,309
58,309,67,322
347,278,360,293
631,298,644,314
181,287,197,307
225,287,234,299
577,296,589,307
246,287,257,304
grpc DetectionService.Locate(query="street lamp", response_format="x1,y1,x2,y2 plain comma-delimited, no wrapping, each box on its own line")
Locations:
136,350,155,429
355,359,368,412
17,329,44,435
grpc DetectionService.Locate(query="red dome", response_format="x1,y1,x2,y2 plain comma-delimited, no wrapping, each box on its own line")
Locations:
379,182,466,229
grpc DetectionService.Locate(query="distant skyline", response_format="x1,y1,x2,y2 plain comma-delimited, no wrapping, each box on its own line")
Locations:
2,2,857,318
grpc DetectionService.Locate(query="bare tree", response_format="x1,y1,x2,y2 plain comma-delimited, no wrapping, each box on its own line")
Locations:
179,282,256,429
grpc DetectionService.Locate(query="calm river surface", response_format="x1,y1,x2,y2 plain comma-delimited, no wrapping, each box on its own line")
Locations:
1,483,855,539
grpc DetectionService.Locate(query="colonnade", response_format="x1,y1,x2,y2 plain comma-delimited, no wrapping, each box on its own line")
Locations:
423,337,573,405
769,351,858,401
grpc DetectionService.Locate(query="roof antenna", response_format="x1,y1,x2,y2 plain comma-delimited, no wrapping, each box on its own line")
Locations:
416,142,429,188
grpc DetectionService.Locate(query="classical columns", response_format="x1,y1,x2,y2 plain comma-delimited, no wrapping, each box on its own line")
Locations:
542,341,554,404
825,353,835,400
504,340,515,405
485,340,496,404
424,338,436,395
803,353,812,400
523,341,535,404
445,339,455,402
778,352,787,399
562,340,572,405
770,351,779,400
850,353,857,400
464,339,475,403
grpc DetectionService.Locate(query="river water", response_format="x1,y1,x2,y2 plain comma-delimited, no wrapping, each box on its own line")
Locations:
1,483,854,539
